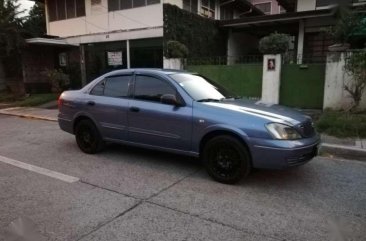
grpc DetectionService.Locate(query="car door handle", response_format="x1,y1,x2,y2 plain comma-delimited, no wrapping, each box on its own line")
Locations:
130,106,140,112
87,101,95,106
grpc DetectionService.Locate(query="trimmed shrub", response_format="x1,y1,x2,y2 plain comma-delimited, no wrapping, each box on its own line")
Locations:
166,40,189,58
259,33,289,55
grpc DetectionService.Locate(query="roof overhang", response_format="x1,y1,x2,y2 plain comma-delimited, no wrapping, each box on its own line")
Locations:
26,38,78,47
220,9,334,28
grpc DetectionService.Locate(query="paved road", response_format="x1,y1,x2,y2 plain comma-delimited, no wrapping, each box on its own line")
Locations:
0,115,365,241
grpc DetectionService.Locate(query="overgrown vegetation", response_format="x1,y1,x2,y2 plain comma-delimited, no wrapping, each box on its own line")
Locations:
324,6,363,44
163,4,226,58
259,33,290,55
316,111,366,138
344,51,366,111
41,68,70,93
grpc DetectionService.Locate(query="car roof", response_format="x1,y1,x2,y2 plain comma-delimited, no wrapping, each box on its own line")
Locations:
106,68,190,76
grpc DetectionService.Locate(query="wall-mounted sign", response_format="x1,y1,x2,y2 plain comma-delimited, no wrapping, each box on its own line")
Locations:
267,58,276,71
107,51,123,66
59,53,67,66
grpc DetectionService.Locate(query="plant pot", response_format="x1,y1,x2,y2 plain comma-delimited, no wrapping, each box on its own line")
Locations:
328,43,350,52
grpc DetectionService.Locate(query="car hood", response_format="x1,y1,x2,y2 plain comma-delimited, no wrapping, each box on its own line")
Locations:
202,99,311,126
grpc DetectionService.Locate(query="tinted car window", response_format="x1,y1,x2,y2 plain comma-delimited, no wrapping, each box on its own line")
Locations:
134,75,176,103
104,75,131,98
90,76,131,97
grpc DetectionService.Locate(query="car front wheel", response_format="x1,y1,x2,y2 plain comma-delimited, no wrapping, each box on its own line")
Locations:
203,135,251,184
75,119,104,154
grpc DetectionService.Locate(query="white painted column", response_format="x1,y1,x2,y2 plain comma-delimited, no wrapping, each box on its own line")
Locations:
80,45,87,87
297,20,305,64
126,39,131,69
227,30,234,65
261,54,282,105
163,58,183,70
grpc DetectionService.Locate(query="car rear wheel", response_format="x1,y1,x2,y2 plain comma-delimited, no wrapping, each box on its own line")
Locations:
203,135,251,184
75,119,104,154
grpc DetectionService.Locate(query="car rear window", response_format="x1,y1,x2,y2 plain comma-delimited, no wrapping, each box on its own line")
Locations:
90,75,132,98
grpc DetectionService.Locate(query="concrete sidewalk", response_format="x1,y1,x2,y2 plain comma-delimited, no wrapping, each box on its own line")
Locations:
0,106,365,161
0,107,57,121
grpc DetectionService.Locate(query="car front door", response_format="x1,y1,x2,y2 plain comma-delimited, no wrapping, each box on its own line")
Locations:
127,74,192,152
86,74,132,141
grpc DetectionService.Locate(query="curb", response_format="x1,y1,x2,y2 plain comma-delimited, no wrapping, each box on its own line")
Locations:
0,112,57,122
319,143,366,162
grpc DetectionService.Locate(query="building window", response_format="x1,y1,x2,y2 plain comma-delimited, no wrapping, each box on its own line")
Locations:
108,0,160,11
183,0,198,13
201,0,215,19
254,2,271,15
316,0,335,7
48,0,85,22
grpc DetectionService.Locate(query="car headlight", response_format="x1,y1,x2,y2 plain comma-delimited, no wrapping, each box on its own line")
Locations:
266,123,302,140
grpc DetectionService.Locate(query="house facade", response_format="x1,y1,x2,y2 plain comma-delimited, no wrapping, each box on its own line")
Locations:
24,0,364,91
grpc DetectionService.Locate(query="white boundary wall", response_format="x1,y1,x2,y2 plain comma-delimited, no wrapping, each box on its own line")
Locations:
323,52,366,111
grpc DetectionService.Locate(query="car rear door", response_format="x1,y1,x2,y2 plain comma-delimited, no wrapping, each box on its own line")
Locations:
86,74,133,141
127,74,192,152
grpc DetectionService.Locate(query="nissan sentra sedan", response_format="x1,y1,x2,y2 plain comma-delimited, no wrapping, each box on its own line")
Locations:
58,69,320,184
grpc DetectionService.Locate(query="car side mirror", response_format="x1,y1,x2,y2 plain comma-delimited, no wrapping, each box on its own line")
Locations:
161,94,182,106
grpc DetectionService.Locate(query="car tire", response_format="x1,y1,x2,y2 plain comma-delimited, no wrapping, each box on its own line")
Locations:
75,119,104,154
202,135,251,184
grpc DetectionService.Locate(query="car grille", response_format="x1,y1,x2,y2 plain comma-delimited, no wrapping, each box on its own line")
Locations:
297,120,315,138
287,146,318,166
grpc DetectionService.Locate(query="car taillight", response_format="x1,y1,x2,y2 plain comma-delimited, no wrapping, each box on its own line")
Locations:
58,96,64,111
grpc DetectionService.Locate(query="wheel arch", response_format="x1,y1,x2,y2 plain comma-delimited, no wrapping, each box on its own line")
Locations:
73,114,96,134
199,129,252,162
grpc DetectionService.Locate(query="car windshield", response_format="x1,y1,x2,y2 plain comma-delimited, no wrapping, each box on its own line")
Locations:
170,73,237,102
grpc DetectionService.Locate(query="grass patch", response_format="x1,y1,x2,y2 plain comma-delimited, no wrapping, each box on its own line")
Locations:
316,111,366,138
0,91,58,107
15,93,59,107
0,91,17,102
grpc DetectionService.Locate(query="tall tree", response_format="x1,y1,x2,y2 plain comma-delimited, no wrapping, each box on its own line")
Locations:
0,0,25,78
0,0,24,57
23,2,46,38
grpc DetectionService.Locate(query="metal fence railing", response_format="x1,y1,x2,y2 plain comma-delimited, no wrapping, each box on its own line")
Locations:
187,55,263,65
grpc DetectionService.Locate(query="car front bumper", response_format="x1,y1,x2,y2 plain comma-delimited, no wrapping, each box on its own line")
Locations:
249,135,320,169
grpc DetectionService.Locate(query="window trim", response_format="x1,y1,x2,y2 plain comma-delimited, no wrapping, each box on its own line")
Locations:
132,74,185,106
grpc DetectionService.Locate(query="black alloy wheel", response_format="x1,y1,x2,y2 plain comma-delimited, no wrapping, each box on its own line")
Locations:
203,135,251,184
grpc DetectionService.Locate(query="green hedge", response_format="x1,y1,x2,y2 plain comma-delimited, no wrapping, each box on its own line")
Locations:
163,4,227,58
